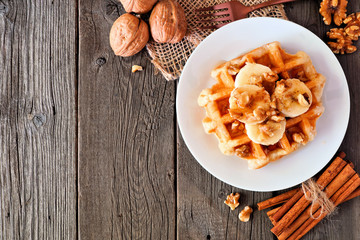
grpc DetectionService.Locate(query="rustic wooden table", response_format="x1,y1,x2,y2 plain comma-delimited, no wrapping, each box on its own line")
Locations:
1,0,359,239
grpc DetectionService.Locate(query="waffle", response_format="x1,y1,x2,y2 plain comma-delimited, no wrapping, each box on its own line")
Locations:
198,42,326,169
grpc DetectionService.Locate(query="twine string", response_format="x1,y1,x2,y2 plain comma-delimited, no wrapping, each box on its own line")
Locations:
302,179,336,219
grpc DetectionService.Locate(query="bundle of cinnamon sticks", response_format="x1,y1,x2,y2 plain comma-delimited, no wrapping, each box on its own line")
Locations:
257,152,360,240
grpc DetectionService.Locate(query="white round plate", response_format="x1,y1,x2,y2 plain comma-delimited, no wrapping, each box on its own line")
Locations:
176,17,350,192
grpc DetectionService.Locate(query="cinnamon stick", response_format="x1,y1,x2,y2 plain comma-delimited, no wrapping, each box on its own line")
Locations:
260,153,347,214
271,190,302,222
344,186,360,201
333,176,360,205
258,189,299,210
271,156,347,223
278,174,359,240
288,176,360,240
269,216,277,225
267,207,281,225
267,206,281,218
271,163,355,236
337,151,346,159
267,186,360,227
331,174,358,203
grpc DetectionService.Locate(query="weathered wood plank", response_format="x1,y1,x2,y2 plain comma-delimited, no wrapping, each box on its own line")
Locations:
78,1,176,239
0,0,77,239
177,132,275,240
177,1,360,239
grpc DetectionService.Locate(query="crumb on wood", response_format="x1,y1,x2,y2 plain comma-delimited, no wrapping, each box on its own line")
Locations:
132,65,143,73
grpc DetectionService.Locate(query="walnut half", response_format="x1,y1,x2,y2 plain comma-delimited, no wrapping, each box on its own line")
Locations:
327,28,357,54
343,12,360,40
319,0,348,26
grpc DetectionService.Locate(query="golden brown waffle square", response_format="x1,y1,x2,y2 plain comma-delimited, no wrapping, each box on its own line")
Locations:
198,42,326,169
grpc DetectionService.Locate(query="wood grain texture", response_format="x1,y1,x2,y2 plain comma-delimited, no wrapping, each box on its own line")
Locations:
177,133,275,240
2,0,359,239
0,0,77,239
177,1,360,240
78,0,176,239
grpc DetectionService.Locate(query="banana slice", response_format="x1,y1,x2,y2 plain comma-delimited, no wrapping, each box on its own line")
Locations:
229,85,272,125
272,78,312,118
245,117,286,146
235,63,277,88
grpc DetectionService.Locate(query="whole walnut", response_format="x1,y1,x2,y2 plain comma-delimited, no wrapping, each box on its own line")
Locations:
149,0,187,43
119,0,157,14
109,13,149,57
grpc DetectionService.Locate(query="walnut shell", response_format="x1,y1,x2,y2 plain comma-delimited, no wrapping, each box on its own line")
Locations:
149,0,187,43
109,13,149,57
119,0,157,14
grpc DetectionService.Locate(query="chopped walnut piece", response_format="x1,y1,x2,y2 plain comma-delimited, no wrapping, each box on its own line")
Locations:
344,12,360,40
231,121,244,133
235,145,250,158
262,72,278,82
293,133,305,144
259,121,281,137
266,109,277,117
132,65,143,73
224,193,241,210
271,115,285,123
319,0,348,26
276,82,286,93
259,127,274,138
231,120,240,130
239,206,253,222
249,75,263,86
253,107,266,120
327,28,357,54
236,92,250,107
270,101,277,109
297,94,310,107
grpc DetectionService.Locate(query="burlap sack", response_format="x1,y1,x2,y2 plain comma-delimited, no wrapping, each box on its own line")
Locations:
146,0,287,80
